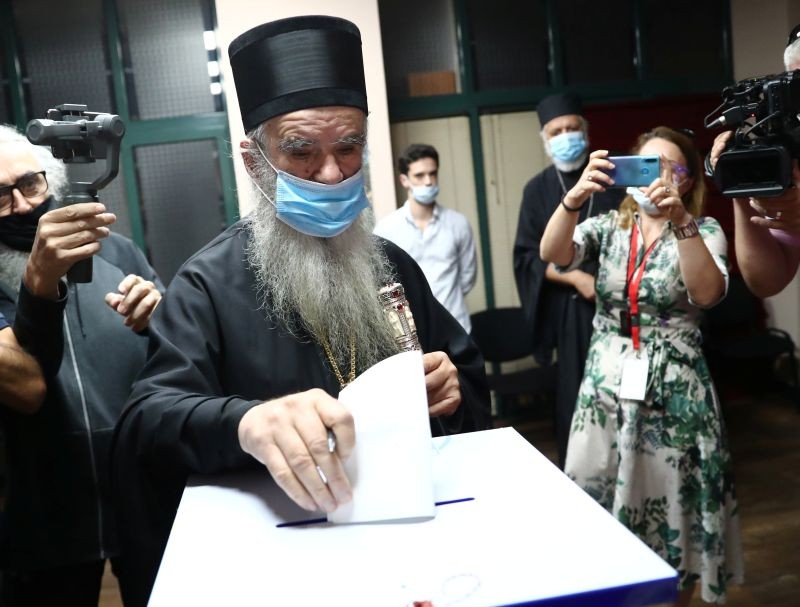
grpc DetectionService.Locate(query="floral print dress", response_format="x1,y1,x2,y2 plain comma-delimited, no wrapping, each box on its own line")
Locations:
560,210,744,603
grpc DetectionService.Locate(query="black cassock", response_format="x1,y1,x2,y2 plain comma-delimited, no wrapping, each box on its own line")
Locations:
111,221,490,607
513,164,623,467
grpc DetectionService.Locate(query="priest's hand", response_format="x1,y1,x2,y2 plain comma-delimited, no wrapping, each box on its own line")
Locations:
237,388,355,513
423,351,461,417
105,274,162,332
23,203,116,300
571,270,596,301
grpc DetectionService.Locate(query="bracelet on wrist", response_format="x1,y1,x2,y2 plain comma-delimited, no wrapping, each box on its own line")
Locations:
672,217,699,240
560,195,586,213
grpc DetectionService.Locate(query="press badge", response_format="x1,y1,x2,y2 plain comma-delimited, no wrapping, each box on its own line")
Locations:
619,353,649,401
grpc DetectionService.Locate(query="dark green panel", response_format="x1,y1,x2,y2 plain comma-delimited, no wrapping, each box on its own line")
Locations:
544,0,564,88
455,0,494,308
217,133,239,225
104,0,131,121
119,143,145,247
0,0,26,127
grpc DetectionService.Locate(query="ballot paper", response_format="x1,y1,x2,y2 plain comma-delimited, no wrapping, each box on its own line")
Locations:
328,349,435,524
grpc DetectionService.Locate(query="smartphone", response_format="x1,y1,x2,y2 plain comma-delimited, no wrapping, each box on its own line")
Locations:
602,155,660,187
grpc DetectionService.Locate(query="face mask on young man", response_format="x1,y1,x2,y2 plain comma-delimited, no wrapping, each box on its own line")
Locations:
411,184,439,205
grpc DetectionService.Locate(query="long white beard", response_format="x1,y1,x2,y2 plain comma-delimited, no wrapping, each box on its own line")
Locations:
549,151,588,173
245,176,400,375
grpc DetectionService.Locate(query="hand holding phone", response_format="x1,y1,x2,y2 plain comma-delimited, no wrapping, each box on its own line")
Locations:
601,155,660,188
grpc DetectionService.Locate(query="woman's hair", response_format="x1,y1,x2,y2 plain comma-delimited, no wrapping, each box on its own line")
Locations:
617,126,705,229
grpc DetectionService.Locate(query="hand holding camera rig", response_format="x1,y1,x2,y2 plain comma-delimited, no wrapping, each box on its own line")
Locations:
26,104,125,283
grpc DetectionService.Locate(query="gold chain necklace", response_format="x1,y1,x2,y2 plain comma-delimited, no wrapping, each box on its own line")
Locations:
321,335,356,389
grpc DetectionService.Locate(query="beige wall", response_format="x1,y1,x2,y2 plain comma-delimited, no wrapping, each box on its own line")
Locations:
730,0,797,78
214,0,396,219
480,112,548,309
730,0,800,342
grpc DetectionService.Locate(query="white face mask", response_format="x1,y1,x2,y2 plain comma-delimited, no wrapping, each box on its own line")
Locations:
411,184,439,205
626,187,661,217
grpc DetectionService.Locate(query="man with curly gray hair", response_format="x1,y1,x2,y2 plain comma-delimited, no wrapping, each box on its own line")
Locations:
0,122,163,606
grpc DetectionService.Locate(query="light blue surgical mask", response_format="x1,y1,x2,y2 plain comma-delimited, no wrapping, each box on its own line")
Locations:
626,187,661,216
251,142,369,238
548,131,588,163
412,184,439,205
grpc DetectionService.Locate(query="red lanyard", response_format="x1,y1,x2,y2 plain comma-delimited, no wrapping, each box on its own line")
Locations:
626,222,658,351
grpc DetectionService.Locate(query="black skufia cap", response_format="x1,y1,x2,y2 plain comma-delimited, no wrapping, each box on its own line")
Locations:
229,15,368,132
536,92,584,128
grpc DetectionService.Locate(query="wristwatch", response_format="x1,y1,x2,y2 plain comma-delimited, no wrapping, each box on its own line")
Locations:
672,218,700,240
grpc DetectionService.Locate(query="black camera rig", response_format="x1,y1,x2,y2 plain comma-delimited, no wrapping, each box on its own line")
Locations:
705,70,800,198
26,104,125,283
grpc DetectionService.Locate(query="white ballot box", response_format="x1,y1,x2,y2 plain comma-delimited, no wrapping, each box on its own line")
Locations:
149,428,677,606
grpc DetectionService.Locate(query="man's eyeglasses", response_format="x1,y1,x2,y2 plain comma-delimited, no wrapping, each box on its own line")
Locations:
0,171,49,211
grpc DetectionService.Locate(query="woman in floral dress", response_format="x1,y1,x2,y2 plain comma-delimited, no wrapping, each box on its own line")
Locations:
540,127,743,605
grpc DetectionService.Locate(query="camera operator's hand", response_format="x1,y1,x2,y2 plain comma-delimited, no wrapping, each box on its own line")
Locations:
747,163,800,233
105,274,162,332
708,131,733,172
572,270,596,301
23,203,116,300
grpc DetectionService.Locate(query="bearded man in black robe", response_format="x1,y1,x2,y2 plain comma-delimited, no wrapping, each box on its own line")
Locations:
513,93,623,468
111,16,490,606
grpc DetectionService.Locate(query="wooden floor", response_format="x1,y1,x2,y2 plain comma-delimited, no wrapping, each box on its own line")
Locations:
100,389,800,606
503,389,800,607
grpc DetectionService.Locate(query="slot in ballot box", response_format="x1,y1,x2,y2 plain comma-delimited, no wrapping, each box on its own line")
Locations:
149,427,677,606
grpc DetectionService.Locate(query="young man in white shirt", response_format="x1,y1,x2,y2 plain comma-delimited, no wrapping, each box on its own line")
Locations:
374,144,478,332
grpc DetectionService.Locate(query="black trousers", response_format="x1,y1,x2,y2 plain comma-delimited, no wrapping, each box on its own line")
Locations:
2,558,122,607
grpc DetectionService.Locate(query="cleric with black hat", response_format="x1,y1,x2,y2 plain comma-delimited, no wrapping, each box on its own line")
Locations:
111,15,489,606
512,92,624,468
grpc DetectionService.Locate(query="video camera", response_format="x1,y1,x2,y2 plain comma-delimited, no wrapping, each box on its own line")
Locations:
26,104,125,283
705,70,800,198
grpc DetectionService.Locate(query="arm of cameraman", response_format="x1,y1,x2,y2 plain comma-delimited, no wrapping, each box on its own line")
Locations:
734,185,800,298
16,203,115,376
710,132,800,298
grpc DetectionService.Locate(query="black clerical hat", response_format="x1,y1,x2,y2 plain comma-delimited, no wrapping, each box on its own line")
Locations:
536,92,584,128
229,15,368,132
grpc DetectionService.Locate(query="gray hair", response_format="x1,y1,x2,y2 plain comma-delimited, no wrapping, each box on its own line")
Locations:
0,122,69,201
785,38,800,70
539,115,589,140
